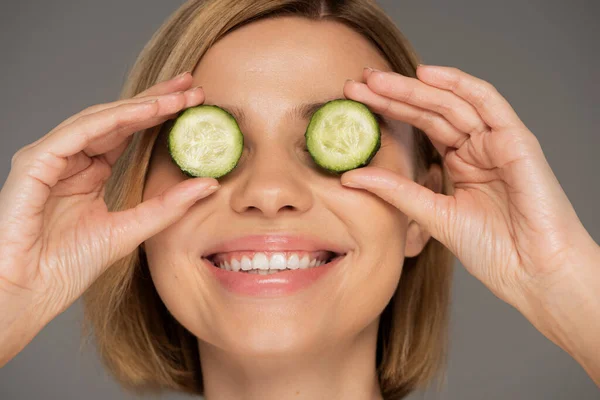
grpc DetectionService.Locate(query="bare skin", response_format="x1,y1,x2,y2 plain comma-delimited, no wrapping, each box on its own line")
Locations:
143,18,423,400
0,14,598,400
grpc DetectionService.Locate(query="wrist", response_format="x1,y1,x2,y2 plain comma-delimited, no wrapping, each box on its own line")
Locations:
0,282,52,366
518,239,600,385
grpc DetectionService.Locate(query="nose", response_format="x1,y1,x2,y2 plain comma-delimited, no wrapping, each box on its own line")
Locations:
229,146,313,219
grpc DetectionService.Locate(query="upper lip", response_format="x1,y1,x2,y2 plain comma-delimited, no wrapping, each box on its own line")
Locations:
202,234,350,258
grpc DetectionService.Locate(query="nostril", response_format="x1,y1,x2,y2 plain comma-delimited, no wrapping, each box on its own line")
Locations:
239,206,264,215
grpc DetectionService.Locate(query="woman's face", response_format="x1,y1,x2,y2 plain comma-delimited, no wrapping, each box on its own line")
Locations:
143,17,428,357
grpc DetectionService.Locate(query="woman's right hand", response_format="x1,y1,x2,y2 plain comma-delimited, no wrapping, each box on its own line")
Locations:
0,72,220,365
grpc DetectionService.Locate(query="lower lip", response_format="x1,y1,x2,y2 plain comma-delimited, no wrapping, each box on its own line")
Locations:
203,256,344,297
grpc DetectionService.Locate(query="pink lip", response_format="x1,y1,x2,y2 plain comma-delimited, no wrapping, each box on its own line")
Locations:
201,234,350,297
202,234,349,257
204,255,345,297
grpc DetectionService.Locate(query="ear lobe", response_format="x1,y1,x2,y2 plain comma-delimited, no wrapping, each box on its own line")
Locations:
404,219,431,258
403,163,443,258
424,163,443,194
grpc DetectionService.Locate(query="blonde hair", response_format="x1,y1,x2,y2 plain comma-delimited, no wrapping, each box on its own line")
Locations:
82,1,455,398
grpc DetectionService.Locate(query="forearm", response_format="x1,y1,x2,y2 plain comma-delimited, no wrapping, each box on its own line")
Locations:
519,239,600,387
0,284,49,367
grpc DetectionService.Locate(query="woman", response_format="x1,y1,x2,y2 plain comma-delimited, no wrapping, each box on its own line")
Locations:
0,0,598,399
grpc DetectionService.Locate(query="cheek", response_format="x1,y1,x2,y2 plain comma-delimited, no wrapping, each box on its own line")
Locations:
144,228,221,343
323,132,413,333
142,153,208,330
145,226,194,306
331,131,412,282
139,128,415,348
143,139,187,201
323,183,409,336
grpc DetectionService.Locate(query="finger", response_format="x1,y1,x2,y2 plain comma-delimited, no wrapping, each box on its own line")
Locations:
416,65,524,130
56,151,94,181
19,73,196,157
344,80,464,156
136,71,194,98
340,166,453,246
6,101,159,204
85,86,204,160
100,113,174,166
363,68,490,137
105,178,221,262
49,71,194,134
45,88,201,164
6,88,201,221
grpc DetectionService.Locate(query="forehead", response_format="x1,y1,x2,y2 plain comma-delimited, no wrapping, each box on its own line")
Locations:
192,16,391,109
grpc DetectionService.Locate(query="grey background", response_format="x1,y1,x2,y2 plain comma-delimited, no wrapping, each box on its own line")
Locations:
0,0,598,399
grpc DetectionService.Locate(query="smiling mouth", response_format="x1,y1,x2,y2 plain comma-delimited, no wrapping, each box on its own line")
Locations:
204,250,346,274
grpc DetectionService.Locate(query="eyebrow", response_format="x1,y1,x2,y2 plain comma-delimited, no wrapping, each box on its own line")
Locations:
216,99,388,128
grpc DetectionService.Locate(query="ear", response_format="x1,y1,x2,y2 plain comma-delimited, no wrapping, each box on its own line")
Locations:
404,163,443,258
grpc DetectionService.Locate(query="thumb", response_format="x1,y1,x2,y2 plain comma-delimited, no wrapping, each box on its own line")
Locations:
107,178,220,259
340,167,452,245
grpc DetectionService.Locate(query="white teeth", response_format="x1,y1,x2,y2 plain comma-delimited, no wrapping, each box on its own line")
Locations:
215,251,337,272
241,256,252,271
299,255,310,269
252,253,269,270
269,253,287,270
288,254,300,269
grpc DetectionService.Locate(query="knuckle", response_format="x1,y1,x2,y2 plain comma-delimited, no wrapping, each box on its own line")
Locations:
10,149,24,168
155,191,170,211
470,82,493,108
380,97,393,116
476,78,499,103
10,146,33,169
136,193,167,225
112,110,130,131
417,111,437,132
102,106,132,132
400,86,416,103
467,119,490,137
479,77,497,93
447,74,461,92
433,97,454,117
23,156,50,181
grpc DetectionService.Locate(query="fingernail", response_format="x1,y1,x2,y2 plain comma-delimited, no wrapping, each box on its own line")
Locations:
416,63,426,68
341,181,364,189
345,79,355,84
203,183,221,194
187,85,202,92
175,71,190,79
364,66,380,74
194,183,220,200
342,176,397,190
141,99,158,104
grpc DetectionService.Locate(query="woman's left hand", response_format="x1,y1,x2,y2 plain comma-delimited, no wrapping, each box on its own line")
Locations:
342,66,600,383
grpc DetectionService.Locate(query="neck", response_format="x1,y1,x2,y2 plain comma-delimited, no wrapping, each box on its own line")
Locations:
198,318,383,400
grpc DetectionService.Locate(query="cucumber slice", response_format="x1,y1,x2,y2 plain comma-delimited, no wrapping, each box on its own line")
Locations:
305,99,381,173
167,105,243,178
